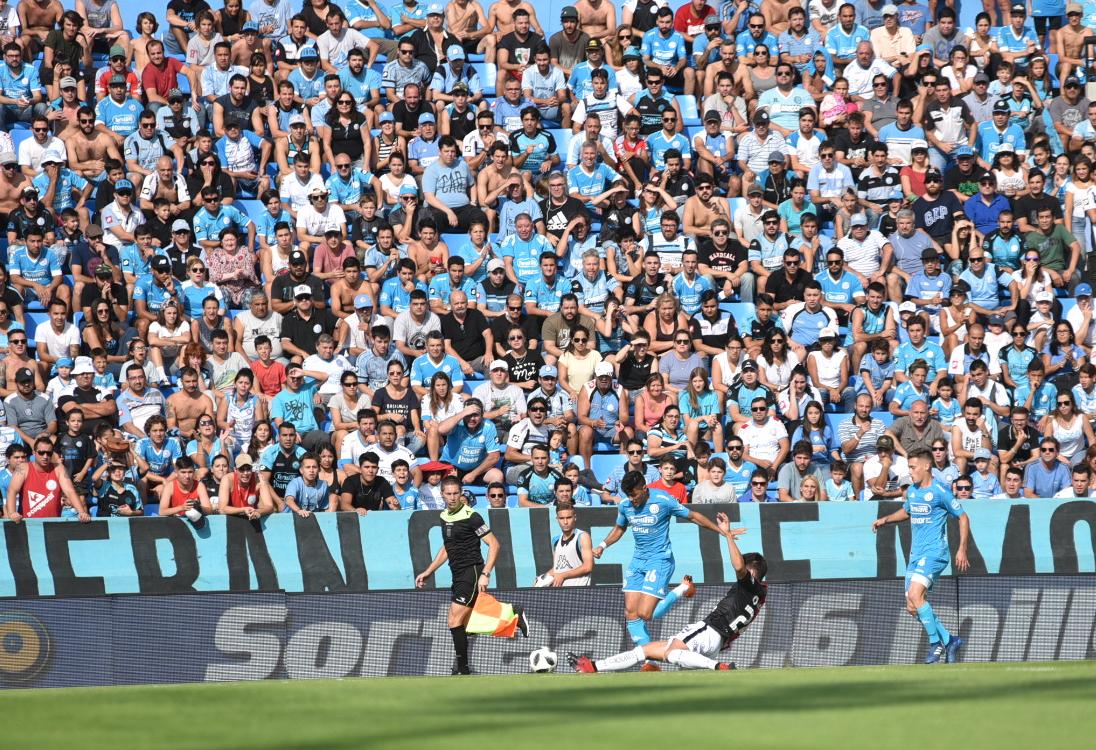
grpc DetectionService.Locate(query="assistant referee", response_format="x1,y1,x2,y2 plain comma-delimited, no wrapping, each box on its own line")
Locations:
415,476,504,674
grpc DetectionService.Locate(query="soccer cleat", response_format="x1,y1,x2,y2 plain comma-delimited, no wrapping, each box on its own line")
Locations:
715,662,736,671
924,643,946,664
640,662,662,672
945,635,964,664
451,664,472,675
567,653,597,673
680,575,697,599
514,604,530,638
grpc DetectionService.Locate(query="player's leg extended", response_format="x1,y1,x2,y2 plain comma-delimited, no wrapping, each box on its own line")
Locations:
652,575,696,619
448,601,474,673
907,578,951,663
623,590,657,645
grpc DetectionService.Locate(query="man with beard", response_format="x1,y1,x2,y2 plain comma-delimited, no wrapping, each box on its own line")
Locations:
441,290,492,377
541,293,596,362
539,171,588,243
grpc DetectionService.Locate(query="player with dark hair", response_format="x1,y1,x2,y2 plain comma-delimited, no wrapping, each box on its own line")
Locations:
591,470,737,669
873,447,971,664
570,513,765,672
415,475,529,674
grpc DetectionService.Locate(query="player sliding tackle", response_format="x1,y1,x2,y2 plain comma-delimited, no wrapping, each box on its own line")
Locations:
570,514,765,673
590,471,740,669
872,447,970,664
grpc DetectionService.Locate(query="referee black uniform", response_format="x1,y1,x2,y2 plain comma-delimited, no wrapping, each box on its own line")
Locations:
442,503,491,607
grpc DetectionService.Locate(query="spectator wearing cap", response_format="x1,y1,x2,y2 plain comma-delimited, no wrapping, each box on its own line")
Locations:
156,86,202,139
284,42,323,108
963,170,1011,237
281,282,342,361
1049,72,1086,148
192,185,254,249
737,110,789,189
691,13,724,68
342,292,379,357
904,243,952,317
311,224,357,286
995,4,1039,71
406,4,459,76
431,45,484,107
76,245,127,321
95,71,142,140
976,98,1027,168
295,184,344,254
691,110,737,197
132,253,181,337
31,148,91,224
3,367,54,442
1067,284,1096,352
868,4,913,71
5,186,55,258
547,6,589,78
408,111,442,176
381,36,431,104
568,37,618,102
1056,7,1090,83
214,112,271,197
473,357,528,440
271,249,325,313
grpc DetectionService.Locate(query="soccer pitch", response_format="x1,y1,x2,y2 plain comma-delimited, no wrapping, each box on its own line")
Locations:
5,661,1093,749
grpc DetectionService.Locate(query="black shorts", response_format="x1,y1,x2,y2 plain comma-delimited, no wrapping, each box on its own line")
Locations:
451,564,482,607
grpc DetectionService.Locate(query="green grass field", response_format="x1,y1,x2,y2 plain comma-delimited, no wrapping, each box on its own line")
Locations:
5,661,1094,749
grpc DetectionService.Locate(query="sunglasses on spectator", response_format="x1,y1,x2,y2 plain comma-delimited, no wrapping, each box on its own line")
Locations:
751,406,767,412
529,406,546,413
954,485,972,491
488,492,505,498
751,480,767,486
571,337,588,343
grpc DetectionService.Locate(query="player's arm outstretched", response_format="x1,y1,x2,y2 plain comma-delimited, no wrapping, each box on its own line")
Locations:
592,524,626,559
688,508,735,540
415,545,450,588
871,507,910,532
715,512,750,580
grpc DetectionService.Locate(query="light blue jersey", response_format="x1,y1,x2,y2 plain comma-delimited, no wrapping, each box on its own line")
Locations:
283,476,332,511
903,480,964,573
499,232,556,285
641,28,688,68
615,488,690,563
670,273,712,316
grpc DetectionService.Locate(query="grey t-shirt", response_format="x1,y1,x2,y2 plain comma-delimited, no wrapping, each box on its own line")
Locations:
4,392,54,437
548,30,589,73
1046,95,1090,140
777,462,823,500
862,96,898,133
692,480,738,504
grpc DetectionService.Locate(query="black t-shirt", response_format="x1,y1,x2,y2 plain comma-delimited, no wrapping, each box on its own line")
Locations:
440,309,490,361
618,352,656,391
540,195,588,236
625,273,669,308
497,31,545,76
997,423,1036,465
184,172,236,204
504,350,545,389
69,385,116,435
341,473,396,511
440,504,489,570
79,281,128,315
271,273,325,307
142,211,174,249
352,215,384,249
166,0,211,27
215,93,255,127
58,432,95,484
704,573,766,642
392,99,431,133
912,192,964,241
765,268,813,305
1011,192,1063,229
280,308,339,355
446,105,478,143
490,313,540,352
689,312,735,351
762,171,792,207
6,205,55,240
664,172,695,205
1,283,23,312
371,385,420,423
944,164,987,199
698,237,746,273
830,131,877,180
409,28,460,76
599,203,639,241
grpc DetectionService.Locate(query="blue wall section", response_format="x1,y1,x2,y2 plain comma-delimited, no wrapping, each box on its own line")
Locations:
1,499,1094,597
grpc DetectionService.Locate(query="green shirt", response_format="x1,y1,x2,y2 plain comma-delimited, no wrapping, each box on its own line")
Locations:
1024,224,1075,272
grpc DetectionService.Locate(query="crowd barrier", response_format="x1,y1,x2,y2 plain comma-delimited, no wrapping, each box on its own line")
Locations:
2,575,1093,688
1,500,1093,597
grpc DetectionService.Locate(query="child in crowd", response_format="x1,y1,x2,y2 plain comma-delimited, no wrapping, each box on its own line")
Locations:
250,336,287,397
931,377,961,431
563,463,593,506
92,349,118,395
824,460,855,502
650,455,687,503
391,458,421,509
94,462,144,517
45,357,76,404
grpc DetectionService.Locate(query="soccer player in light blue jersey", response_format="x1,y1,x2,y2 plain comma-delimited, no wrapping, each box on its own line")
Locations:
592,470,737,666
872,447,970,664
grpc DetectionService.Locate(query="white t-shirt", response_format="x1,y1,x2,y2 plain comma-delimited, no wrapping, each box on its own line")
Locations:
302,352,358,397
33,321,80,360
837,231,890,276
863,454,911,495
18,135,66,171
738,417,788,464
369,441,417,484
472,382,528,426
296,203,346,238
379,173,418,205
279,173,326,212
1067,304,1096,348
806,349,847,389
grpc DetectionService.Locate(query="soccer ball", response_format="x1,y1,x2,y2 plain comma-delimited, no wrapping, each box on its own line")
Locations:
529,647,558,673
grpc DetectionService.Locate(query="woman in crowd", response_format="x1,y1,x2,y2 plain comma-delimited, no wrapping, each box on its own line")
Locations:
316,443,345,500
148,301,191,374
218,368,266,456
711,336,745,402
556,325,602,402
371,359,425,454
791,400,839,471
678,367,723,452
646,404,692,470
192,295,234,353
757,328,798,393
207,230,259,309
321,92,370,171
659,329,705,396
82,297,128,367
1044,320,1086,388
1043,391,1095,466
329,371,373,453
633,371,670,438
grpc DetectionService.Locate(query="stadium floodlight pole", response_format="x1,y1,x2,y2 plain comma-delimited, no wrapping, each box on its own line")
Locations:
872,447,970,665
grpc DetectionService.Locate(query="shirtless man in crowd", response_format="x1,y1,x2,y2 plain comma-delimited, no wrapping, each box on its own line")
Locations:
18,0,63,58
1055,8,1092,82
575,0,616,44
167,367,217,442
62,106,123,182
330,258,371,318
446,0,496,63
486,0,544,43
0,152,28,218
762,0,799,34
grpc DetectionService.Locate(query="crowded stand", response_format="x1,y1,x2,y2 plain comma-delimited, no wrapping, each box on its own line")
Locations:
3,0,1096,522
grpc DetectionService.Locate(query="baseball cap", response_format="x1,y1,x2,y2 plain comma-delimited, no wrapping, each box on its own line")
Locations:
988,314,1005,326
21,186,38,198
426,1,443,14
623,46,642,60
993,99,1011,114
289,249,307,265
55,357,74,370
898,301,917,314
354,293,374,309
451,82,469,94
955,145,975,158
171,219,190,233
288,113,307,127
85,224,104,239
768,150,785,163
14,367,34,383
911,142,929,154
242,20,259,31
167,87,185,101
235,454,254,469
0,151,14,165
752,110,770,126
299,46,319,60
489,359,508,371
308,185,328,197
378,111,395,123
881,4,898,14
819,326,839,339
586,38,603,49
973,72,991,85
704,14,720,26
419,112,436,125
72,357,95,376
560,5,578,19
974,447,992,461
1035,290,1054,302
399,184,418,197
1077,283,1093,297
595,362,614,377
293,284,313,299
539,364,557,378
108,73,127,86
996,142,1015,153
40,148,63,164
1068,2,1084,13
59,76,77,90
487,258,505,273
703,109,722,123
746,182,763,196
151,256,171,273
109,44,126,57
952,280,971,294
1010,2,1026,14
740,359,758,372
114,179,134,191
1066,76,1083,88
94,262,113,277
850,213,868,227
447,44,466,60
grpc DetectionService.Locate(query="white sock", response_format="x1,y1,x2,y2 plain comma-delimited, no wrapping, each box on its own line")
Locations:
671,580,690,597
665,648,719,670
595,646,646,672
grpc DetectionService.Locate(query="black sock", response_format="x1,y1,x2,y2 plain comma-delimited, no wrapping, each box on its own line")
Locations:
450,625,469,666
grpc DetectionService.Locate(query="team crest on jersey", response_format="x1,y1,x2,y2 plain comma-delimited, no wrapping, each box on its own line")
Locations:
649,504,659,514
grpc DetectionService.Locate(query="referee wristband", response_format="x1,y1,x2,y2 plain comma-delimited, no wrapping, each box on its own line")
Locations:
596,542,607,553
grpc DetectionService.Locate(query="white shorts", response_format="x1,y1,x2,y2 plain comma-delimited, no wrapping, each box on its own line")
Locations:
670,621,723,657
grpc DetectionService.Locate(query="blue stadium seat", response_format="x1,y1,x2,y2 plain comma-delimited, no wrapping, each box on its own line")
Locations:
548,128,571,162
590,453,625,483
719,301,754,320
676,95,700,127
237,200,263,221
